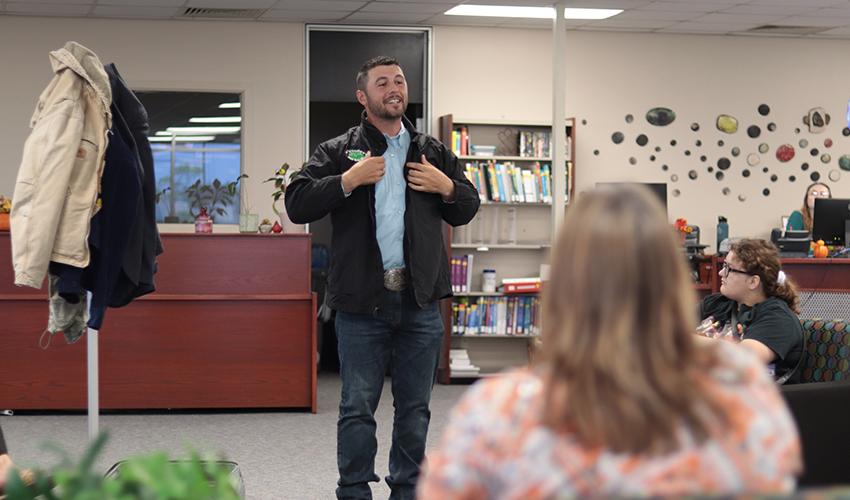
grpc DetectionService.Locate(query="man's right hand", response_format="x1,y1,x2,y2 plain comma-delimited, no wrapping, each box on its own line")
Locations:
342,151,385,194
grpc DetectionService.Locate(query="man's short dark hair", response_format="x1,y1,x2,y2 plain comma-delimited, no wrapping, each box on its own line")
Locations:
356,56,400,91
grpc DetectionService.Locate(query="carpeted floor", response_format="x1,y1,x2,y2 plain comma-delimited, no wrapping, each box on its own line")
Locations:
1,373,472,499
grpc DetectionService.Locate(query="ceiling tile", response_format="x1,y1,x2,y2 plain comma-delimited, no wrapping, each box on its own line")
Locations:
342,11,432,22
360,2,448,15
186,0,278,8
584,18,676,29
638,1,734,12
611,10,693,21
14,0,93,3
5,2,92,15
718,4,809,16
810,7,850,18
748,0,846,6
270,0,365,10
659,21,758,33
692,13,788,24
92,5,181,18
774,16,850,27
97,0,185,5
261,8,349,20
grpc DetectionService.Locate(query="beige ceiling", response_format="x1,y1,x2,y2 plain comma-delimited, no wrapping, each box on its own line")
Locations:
4,0,850,38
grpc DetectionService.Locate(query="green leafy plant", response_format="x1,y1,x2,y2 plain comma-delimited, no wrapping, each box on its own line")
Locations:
185,174,247,220
264,163,299,219
5,432,241,499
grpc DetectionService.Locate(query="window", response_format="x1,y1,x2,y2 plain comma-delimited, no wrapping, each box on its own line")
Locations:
135,91,242,224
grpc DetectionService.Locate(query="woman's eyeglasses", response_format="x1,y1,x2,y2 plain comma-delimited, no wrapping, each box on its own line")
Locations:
721,263,750,276
808,191,830,198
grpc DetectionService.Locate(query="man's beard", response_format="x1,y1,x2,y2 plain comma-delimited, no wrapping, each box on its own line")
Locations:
365,94,407,120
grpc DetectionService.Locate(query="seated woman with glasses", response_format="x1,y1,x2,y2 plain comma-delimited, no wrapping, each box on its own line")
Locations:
418,187,801,499
786,182,831,232
700,239,804,384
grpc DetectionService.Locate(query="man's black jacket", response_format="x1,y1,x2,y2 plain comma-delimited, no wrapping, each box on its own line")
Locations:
285,113,480,314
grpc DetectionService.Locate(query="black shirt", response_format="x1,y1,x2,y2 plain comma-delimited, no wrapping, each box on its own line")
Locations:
700,293,804,383
285,113,480,314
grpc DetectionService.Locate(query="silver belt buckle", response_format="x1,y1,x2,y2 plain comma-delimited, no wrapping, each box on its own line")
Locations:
384,267,407,291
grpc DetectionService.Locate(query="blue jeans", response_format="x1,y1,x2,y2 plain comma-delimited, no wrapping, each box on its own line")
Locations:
335,289,444,500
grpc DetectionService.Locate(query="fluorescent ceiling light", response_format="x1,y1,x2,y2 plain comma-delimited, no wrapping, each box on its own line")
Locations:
189,116,242,123
165,126,241,135
149,135,216,142
445,5,552,18
444,5,621,20
219,102,241,109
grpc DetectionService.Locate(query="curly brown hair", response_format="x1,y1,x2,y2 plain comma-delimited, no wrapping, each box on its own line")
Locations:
730,239,800,313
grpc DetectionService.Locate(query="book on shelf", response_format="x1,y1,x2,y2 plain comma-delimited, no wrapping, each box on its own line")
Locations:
519,130,551,158
502,277,543,294
451,254,474,293
450,126,472,156
449,348,480,374
452,295,541,336
459,160,552,204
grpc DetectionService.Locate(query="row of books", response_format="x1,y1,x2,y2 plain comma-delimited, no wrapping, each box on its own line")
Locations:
449,349,480,376
463,161,552,204
519,130,551,158
452,295,541,336
450,126,471,156
451,254,474,293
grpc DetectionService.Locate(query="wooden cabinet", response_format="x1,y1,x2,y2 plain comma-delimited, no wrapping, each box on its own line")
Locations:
0,233,316,411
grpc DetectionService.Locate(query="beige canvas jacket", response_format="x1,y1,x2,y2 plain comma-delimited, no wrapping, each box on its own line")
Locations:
11,41,112,288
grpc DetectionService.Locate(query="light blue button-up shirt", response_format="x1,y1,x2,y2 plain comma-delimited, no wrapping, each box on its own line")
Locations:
375,124,409,270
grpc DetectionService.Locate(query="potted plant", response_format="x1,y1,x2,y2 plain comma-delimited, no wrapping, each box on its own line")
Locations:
263,163,299,229
0,195,10,231
4,433,243,499
184,174,246,233
238,175,259,233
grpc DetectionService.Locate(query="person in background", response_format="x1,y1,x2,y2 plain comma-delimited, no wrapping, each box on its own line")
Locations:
0,426,12,491
418,186,801,499
700,239,804,384
786,182,831,232
286,56,479,500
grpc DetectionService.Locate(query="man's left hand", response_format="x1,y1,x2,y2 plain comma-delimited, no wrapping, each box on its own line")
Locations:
406,155,455,201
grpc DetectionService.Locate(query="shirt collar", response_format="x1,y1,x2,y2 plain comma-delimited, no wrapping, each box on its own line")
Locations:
384,122,407,142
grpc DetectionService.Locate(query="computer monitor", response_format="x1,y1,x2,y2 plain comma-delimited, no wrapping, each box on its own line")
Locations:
812,198,850,246
595,182,667,214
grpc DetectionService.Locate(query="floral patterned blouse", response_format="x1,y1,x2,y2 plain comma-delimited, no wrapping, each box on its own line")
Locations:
418,341,801,499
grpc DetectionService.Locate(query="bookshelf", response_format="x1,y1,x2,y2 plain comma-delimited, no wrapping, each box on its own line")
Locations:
438,114,576,383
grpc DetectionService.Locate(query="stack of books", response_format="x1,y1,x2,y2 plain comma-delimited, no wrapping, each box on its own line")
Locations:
502,277,542,294
449,349,480,377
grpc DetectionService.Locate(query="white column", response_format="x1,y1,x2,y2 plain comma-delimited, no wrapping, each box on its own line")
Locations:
551,1,569,241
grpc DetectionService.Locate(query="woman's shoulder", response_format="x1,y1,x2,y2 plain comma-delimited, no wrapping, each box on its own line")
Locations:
460,369,542,411
754,297,802,326
700,293,736,320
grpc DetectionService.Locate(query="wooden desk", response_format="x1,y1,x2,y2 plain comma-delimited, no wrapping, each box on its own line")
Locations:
780,258,850,292
0,233,317,412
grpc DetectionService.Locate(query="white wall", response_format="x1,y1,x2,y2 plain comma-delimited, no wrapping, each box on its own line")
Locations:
434,26,850,248
2,18,850,244
0,16,304,231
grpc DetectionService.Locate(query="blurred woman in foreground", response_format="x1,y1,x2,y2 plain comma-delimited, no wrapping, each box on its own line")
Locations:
418,186,801,499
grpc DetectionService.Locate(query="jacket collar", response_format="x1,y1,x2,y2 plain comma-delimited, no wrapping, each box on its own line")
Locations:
49,41,112,123
359,111,419,154
104,63,149,132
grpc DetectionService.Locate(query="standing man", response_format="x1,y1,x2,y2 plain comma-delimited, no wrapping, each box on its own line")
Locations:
286,56,479,499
